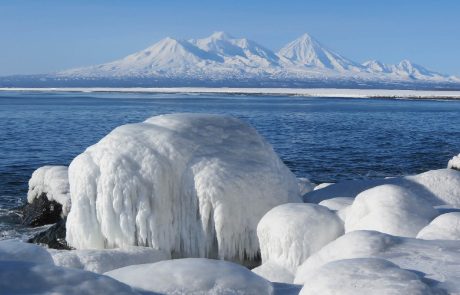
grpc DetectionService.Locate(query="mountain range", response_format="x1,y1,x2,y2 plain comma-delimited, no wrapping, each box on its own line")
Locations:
3,32,460,88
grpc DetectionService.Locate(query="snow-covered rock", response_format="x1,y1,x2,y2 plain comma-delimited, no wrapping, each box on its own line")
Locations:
297,177,316,196
294,230,460,294
49,246,169,274
105,258,274,295
27,165,70,215
0,240,53,265
0,261,138,295
319,197,354,211
66,114,300,263
257,203,343,273
305,169,460,207
448,154,460,170
299,258,435,295
252,261,294,284
345,184,438,237
417,212,460,240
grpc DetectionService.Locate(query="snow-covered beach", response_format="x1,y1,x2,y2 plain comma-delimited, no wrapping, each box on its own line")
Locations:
2,87,460,100
2,113,460,294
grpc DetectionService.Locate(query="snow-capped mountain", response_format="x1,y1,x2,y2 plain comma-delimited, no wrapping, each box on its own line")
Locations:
57,32,459,86
278,33,362,72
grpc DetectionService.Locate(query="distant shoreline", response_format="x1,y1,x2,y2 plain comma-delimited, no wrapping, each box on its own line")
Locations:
1,87,460,100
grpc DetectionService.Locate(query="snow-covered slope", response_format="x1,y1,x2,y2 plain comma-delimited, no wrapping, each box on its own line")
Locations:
278,33,362,72
57,32,459,85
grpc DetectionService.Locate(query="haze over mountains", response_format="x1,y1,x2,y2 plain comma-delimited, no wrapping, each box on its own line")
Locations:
3,32,460,89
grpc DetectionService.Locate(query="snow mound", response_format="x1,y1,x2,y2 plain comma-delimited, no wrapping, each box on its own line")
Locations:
417,212,460,240
105,258,274,295
297,177,316,196
252,261,294,284
299,258,435,295
319,197,354,211
304,169,460,207
27,165,70,214
0,261,138,295
66,113,300,263
0,240,53,265
49,246,169,274
448,154,460,170
294,230,460,294
345,184,438,237
257,203,343,273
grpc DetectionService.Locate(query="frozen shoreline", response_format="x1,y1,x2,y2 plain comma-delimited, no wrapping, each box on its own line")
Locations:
2,87,460,99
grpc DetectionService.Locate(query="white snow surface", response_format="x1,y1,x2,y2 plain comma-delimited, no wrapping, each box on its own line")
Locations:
448,154,460,170
295,230,460,294
417,212,460,240
0,260,138,295
297,177,316,196
66,113,300,263
299,258,435,295
3,87,460,99
252,261,295,284
0,239,54,265
305,169,460,207
53,32,458,84
49,246,169,274
345,184,439,237
27,165,70,215
105,258,274,295
257,203,343,273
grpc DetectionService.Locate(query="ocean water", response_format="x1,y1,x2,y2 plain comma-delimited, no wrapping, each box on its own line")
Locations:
1,91,460,239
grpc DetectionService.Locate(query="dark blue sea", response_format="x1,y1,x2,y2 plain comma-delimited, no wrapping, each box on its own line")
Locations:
1,91,460,238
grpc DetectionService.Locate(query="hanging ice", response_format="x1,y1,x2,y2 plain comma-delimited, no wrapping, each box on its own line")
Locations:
66,114,300,263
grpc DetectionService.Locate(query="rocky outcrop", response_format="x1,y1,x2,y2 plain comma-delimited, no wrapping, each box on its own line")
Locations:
21,193,63,227
28,219,70,250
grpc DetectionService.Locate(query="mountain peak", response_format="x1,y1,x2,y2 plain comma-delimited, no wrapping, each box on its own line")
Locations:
209,31,233,40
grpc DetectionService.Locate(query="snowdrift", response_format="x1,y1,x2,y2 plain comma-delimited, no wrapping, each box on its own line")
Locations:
345,184,438,237
49,246,169,274
417,212,460,240
299,258,435,295
295,230,460,294
0,261,138,295
66,113,300,263
105,258,274,295
304,169,460,206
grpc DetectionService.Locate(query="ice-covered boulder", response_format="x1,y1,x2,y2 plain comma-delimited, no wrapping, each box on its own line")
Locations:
417,212,460,240
448,154,460,170
257,203,343,273
0,240,53,265
66,114,300,263
105,258,274,294
27,165,70,215
0,261,138,295
304,169,460,207
299,258,435,295
252,261,294,284
294,230,460,294
345,184,438,237
49,246,169,274
319,197,354,222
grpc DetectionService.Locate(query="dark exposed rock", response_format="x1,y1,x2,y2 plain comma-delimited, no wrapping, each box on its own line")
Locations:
28,218,71,250
21,193,63,227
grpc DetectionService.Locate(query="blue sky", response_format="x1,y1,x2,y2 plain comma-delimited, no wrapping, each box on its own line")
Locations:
1,0,459,76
